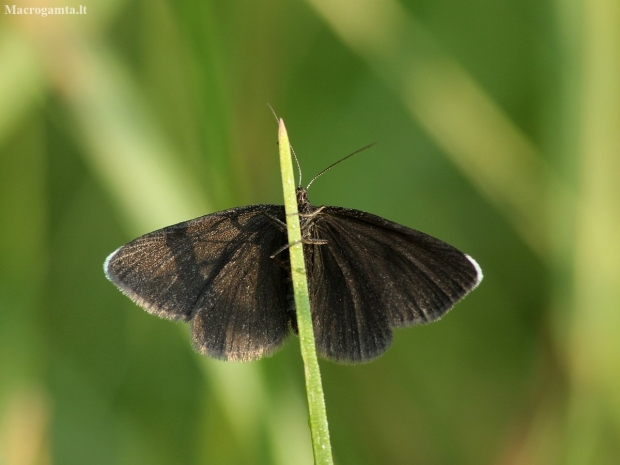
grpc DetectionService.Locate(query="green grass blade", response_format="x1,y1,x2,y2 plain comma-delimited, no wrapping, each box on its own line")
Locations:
278,119,334,465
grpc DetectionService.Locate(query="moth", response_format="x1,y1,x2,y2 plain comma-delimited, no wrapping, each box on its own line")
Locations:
105,151,482,363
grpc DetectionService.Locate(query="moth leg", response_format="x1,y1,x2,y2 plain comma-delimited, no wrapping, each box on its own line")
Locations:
268,206,328,259
299,207,327,230
302,205,326,218
262,212,287,232
285,206,326,219
263,211,324,235
303,238,328,245
270,238,328,259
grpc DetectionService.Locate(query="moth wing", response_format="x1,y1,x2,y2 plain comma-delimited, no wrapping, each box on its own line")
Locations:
306,206,482,363
105,205,293,361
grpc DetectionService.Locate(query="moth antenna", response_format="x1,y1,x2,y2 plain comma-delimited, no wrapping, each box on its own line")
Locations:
267,103,279,123
291,145,303,187
267,104,303,187
306,142,377,191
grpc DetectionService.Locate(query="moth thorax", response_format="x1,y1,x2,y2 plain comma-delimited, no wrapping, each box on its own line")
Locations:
296,188,312,214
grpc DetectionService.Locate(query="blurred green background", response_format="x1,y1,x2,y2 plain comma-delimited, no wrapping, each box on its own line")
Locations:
1,0,619,464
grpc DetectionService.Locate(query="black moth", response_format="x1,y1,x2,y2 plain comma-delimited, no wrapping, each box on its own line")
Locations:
105,167,482,363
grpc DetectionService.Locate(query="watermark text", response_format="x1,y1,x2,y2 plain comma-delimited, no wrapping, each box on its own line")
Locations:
5,5,87,17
